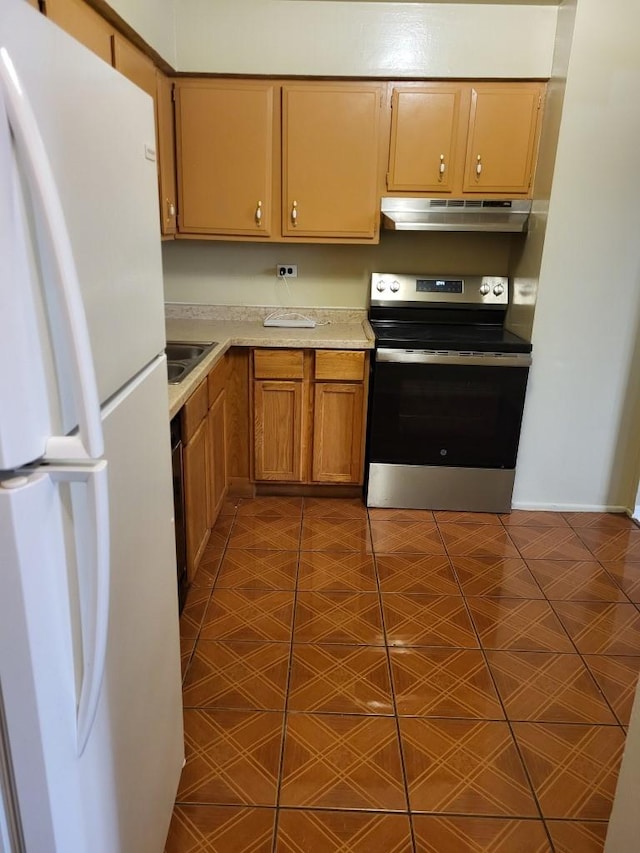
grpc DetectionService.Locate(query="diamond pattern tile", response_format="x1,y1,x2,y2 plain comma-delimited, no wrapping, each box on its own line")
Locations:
180,587,212,640
369,507,435,522
507,527,593,561
468,598,574,652
451,556,543,598
500,510,570,528
435,511,503,525
207,516,234,549
401,718,537,816
512,722,626,819
438,523,520,558
583,654,640,725
303,497,368,518
237,497,303,517
165,805,275,853
300,517,372,552
382,593,478,648
227,516,301,550
412,815,552,852
297,551,377,591
219,498,240,516
602,560,640,603
545,819,608,853
526,559,628,602
182,641,289,710
294,591,384,645
369,520,446,554
486,651,617,724
200,590,294,642
275,809,413,853
390,647,504,718
551,601,640,654
215,550,298,590
177,709,283,805
376,553,459,595
288,644,393,714
280,713,407,810
563,512,637,530
166,499,639,845
575,527,640,561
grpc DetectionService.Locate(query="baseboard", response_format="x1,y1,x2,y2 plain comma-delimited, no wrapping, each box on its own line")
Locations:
511,501,631,514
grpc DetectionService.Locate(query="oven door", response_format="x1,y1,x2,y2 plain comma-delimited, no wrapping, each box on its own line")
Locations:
368,349,531,470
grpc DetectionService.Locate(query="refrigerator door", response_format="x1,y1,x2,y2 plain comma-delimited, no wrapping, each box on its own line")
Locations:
0,357,183,852
0,1,166,451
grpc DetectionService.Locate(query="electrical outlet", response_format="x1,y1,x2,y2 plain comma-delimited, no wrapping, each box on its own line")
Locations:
277,264,298,278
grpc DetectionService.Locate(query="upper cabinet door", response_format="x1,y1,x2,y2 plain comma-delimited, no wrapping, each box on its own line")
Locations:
387,84,468,193
45,0,114,65
112,33,157,99
463,83,545,194
156,71,177,236
175,80,276,236
282,83,383,239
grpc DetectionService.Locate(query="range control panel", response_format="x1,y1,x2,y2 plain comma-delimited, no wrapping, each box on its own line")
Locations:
370,274,509,306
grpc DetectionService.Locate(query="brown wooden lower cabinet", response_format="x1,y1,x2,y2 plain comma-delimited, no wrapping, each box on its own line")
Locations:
252,348,369,486
182,357,229,582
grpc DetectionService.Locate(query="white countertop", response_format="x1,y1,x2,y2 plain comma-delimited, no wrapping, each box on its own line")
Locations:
165,308,374,419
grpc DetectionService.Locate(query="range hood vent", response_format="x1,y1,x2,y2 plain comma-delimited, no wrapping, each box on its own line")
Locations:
381,198,531,233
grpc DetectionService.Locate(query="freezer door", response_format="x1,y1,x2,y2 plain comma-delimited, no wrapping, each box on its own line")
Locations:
0,0,165,449
0,358,182,853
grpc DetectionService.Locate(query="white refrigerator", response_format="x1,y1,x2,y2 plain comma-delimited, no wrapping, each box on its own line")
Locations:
0,2,184,851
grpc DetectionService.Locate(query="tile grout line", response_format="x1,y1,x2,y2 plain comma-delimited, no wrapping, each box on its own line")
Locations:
270,503,304,853
368,507,418,853
439,521,557,853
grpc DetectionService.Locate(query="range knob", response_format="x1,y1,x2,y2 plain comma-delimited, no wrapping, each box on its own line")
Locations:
376,280,387,292
493,283,505,296
390,280,401,293
479,283,491,295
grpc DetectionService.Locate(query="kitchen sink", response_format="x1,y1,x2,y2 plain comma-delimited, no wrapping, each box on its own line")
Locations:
165,340,217,384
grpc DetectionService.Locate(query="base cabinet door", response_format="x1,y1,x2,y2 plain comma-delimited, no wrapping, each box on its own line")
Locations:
312,382,365,484
207,390,227,525
183,416,209,581
254,380,305,482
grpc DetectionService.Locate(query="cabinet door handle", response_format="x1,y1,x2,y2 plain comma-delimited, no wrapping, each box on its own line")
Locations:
475,154,482,177
291,200,298,227
438,154,446,179
255,200,263,225
167,199,176,218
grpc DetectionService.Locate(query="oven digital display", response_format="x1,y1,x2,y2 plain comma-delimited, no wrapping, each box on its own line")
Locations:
416,279,464,294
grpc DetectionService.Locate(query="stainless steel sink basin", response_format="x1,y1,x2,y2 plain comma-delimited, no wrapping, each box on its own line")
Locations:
165,340,217,385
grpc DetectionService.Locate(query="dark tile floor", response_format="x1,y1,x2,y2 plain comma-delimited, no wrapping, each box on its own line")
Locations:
165,499,640,852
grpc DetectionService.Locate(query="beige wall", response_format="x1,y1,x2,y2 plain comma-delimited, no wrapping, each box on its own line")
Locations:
512,0,640,512
106,0,177,65
162,233,512,308
174,0,556,77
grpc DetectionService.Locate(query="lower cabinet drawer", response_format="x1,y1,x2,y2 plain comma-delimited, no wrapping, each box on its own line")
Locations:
254,348,305,380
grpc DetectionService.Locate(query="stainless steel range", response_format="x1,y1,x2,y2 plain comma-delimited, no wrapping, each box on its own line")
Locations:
365,273,532,513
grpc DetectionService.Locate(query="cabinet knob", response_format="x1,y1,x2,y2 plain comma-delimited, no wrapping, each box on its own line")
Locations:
167,199,176,218
438,154,446,179
475,154,482,177
255,200,263,225
291,200,298,227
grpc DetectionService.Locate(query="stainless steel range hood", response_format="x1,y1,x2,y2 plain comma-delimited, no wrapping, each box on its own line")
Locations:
381,198,531,233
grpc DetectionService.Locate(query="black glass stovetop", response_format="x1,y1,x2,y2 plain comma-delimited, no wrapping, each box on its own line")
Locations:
370,320,532,354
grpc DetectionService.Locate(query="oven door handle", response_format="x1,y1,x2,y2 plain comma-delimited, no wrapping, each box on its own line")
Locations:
376,348,532,367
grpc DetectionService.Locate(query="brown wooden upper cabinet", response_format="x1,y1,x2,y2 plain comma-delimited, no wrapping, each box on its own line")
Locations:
156,71,178,236
175,80,276,237
281,83,383,240
175,80,384,242
387,81,545,197
44,0,114,65
112,33,156,99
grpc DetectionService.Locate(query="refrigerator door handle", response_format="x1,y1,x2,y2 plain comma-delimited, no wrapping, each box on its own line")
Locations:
50,462,110,756
0,48,103,462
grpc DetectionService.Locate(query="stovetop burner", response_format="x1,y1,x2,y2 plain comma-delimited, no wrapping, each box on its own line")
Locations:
370,320,532,354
